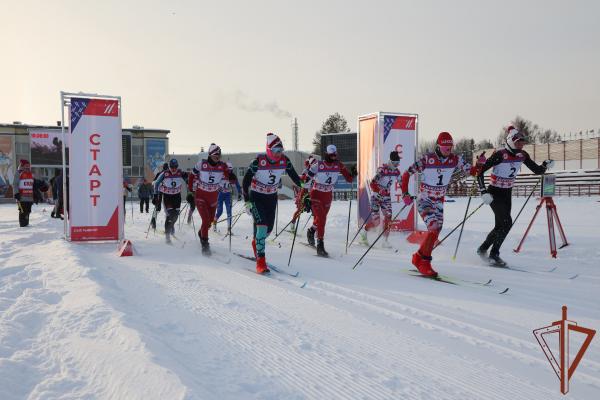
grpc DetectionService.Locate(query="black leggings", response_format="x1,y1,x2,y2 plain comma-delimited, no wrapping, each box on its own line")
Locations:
480,186,512,256
163,193,182,233
250,191,278,257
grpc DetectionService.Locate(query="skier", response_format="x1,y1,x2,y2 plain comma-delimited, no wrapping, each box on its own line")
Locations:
401,131,482,277
476,126,552,266
187,144,236,255
13,159,34,227
213,161,242,231
305,144,353,256
150,162,168,230
242,133,303,274
153,158,188,244
360,150,402,247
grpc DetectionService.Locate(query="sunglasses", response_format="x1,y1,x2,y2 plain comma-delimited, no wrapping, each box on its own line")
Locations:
271,146,284,154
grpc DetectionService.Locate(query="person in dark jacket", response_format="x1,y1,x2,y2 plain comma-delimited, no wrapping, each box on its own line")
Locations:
138,178,153,213
476,126,552,266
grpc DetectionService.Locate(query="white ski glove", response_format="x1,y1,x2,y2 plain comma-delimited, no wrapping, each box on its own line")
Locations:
481,191,493,205
245,201,253,216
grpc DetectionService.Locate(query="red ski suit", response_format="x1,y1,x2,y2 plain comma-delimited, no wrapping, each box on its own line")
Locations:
306,159,352,240
188,159,236,239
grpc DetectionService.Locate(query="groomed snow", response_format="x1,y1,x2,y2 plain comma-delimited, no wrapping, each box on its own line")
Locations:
1,197,599,399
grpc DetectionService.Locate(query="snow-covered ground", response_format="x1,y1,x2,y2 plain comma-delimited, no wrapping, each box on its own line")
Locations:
1,197,599,399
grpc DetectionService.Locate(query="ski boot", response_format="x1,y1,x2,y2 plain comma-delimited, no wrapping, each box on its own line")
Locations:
316,239,329,257
165,231,172,244
358,231,369,246
256,256,270,274
411,251,438,277
307,227,316,247
251,238,257,258
488,253,507,267
381,237,392,249
476,246,488,261
200,237,211,256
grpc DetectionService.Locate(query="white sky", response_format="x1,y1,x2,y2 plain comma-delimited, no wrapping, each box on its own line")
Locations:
1,0,599,153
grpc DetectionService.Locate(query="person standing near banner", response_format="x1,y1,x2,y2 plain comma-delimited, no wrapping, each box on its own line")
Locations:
13,159,35,227
123,180,132,216
188,144,236,255
213,161,242,231
153,158,188,244
476,126,551,266
401,132,482,277
138,178,153,213
360,151,402,247
243,133,303,274
304,144,353,256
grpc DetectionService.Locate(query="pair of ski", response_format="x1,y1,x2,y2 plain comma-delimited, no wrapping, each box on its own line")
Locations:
234,253,307,288
404,269,509,294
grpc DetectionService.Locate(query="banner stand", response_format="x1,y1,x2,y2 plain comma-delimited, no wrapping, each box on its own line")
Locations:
60,91,127,249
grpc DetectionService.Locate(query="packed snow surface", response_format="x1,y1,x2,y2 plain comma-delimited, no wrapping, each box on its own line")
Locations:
1,197,599,399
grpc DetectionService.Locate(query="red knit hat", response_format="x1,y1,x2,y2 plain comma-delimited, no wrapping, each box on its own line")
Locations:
19,159,30,168
436,131,454,147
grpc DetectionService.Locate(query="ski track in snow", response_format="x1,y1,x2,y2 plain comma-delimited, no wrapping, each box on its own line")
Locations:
1,198,599,399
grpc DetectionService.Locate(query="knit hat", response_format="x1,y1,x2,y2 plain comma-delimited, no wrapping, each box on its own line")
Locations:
208,143,221,156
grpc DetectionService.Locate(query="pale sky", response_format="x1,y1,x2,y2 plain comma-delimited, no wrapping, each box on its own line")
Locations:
1,0,599,154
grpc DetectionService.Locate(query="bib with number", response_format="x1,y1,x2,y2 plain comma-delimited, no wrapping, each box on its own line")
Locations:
373,165,401,196
418,153,461,199
193,160,227,192
251,154,287,194
18,171,34,197
311,161,342,192
490,149,524,188
159,170,185,195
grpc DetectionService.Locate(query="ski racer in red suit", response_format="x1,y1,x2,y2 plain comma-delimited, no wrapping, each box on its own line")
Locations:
304,144,353,256
361,151,402,247
187,143,237,255
401,132,482,277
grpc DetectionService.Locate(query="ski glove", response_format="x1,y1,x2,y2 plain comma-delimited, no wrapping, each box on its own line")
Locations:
542,159,555,170
402,193,413,206
481,191,493,205
186,193,194,204
14,193,21,201
237,193,242,201
245,201,254,216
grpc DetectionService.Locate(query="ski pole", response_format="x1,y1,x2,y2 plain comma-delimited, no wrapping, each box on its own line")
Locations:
452,180,478,260
130,193,134,224
191,213,199,242
348,209,374,248
352,202,411,270
275,200,278,235
345,199,352,254
433,203,484,250
287,216,301,266
178,202,189,230
145,206,157,238
302,214,313,230
507,177,541,233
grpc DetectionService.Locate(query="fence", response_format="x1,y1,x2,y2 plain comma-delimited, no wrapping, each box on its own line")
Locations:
476,138,600,171
448,170,600,197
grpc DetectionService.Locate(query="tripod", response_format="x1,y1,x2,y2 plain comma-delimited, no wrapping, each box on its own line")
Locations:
514,197,568,258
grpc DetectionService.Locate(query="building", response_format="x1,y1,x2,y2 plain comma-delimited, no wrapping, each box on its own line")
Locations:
0,121,169,200
320,132,357,166
172,150,312,199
